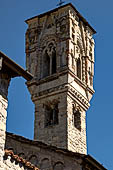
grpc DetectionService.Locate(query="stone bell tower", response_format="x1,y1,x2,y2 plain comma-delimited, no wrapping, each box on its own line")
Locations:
25,3,96,155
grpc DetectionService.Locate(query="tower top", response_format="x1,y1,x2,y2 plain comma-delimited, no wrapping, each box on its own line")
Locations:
25,3,96,34
57,0,65,6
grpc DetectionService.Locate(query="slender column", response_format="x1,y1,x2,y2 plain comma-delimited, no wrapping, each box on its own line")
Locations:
50,55,52,75
82,56,86,83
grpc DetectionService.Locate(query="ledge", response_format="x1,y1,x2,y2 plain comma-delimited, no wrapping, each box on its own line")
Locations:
0,51,33,81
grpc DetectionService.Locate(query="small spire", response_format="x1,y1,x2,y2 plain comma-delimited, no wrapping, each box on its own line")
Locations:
57,0,65,7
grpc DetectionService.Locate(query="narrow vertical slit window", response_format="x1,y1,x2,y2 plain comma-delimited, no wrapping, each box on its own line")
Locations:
77,58,81,79
43,50,50,78
73,105,81,131
52,48,56,74
72,33,75,42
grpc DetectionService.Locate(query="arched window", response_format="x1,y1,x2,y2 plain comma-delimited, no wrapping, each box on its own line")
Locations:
41,158,51,170
42,42,56,78
53,162,64,170
43,50,50,78
77,58,81,80
29,155,38,166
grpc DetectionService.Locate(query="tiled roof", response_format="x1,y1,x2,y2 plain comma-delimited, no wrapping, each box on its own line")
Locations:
6,132,107,170
5,149,39,170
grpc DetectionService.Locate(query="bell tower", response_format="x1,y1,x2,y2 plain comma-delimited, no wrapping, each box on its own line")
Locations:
25,3,96,154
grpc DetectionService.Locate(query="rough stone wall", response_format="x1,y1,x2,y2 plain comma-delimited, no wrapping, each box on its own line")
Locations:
0,95,8,169
0,71,10,169
34,90,68,148
5,136,83,170
26,4,95,155
30,73,68,148
67,95,87,154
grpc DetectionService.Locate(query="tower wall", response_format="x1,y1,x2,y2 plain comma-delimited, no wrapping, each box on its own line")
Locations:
0,95,8,169
34,91,68,148
26,3,95,155
67,95,87,154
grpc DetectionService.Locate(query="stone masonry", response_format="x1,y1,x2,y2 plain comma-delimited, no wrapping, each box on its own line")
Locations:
0,3,107,170
0,52,33,170
0,57,11,169
0,95,8,170
25,3,96,155
5,132,107,170
0,71,10,170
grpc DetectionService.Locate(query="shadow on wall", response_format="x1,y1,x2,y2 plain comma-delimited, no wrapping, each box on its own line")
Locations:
7,77,34,139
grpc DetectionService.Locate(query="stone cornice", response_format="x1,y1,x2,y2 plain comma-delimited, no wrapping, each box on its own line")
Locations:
26,67,68,87
6,132,106,170
31,84,68,102
68,69,95,95
67,85,90,110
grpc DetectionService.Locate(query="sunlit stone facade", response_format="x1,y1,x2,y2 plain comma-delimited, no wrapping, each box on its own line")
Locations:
26,3,95,154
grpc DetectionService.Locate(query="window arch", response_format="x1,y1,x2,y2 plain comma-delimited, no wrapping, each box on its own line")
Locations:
29,155,38,166
42,41,56,78
41,158,51,169
53,162,64,170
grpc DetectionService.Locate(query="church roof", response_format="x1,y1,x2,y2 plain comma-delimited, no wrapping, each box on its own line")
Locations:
0,51,33,81
6,132,107,170
25,3,96,34
5,149,39,170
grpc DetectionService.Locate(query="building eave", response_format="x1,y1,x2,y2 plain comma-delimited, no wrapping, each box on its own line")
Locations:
6,132,107,170
0,51,33,81
84,154,107,170
4,149,39,170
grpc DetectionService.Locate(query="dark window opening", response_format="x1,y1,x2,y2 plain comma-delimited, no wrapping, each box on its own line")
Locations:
45,104,59,127
77,58,81,80
72,33,75,42
43,50,50,78
73,105,81,131
42,43,57,78
52,49,56,74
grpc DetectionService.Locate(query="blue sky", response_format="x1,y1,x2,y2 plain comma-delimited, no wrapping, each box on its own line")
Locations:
0,0,113,169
